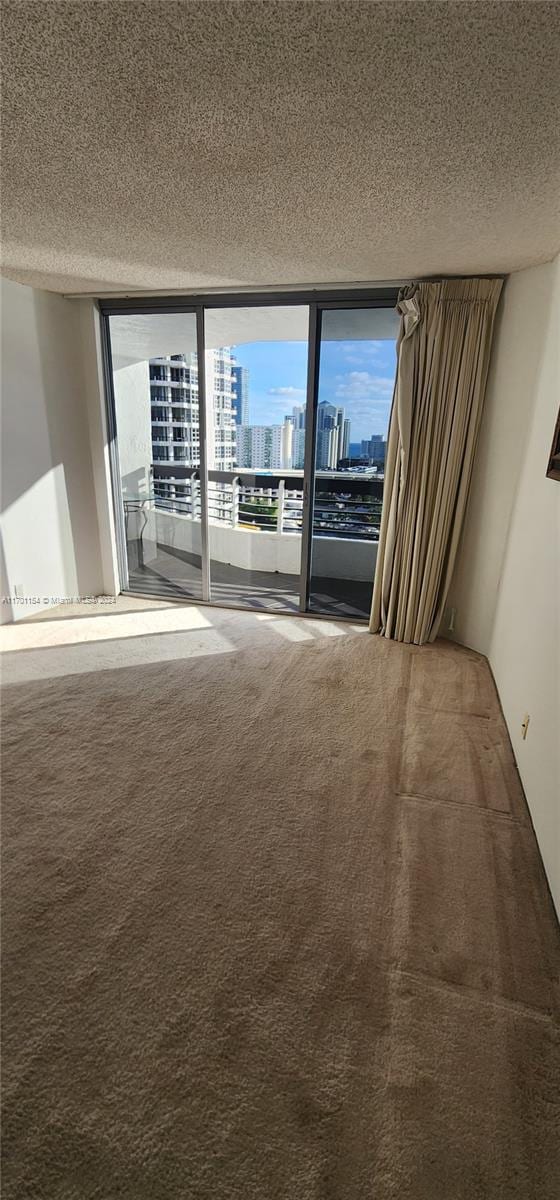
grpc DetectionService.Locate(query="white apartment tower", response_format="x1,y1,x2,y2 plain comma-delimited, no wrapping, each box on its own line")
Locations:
204,348,237,471
150,348,237,476
150,353,201,468
291,404,306,469
236,424,282,469
316,402,348,469
280,418,293,469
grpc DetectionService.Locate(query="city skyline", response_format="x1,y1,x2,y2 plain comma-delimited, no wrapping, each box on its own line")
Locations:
232,337,396,442
148,341,391,477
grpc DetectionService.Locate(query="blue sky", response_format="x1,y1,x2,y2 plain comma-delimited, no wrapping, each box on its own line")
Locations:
232,338,396,442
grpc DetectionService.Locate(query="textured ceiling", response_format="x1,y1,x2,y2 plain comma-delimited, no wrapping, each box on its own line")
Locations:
2,0,560,295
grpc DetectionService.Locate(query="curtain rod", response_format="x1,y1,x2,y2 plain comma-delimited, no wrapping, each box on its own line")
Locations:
64,273,507,302
64,279,409,301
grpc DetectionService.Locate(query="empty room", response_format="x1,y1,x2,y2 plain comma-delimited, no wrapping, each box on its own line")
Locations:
1,2,559,1197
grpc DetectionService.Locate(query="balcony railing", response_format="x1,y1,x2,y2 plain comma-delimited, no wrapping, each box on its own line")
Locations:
132,466,384,541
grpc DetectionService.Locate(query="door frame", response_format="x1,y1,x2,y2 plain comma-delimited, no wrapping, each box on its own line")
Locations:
100,287,399,615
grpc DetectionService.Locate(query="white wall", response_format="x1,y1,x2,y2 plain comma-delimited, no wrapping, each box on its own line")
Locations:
450,256,560,911
312,534,377,582
113,360,153,503
0,278,104,621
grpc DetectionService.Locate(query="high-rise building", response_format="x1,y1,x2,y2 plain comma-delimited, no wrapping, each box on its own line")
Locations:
316,402,350,469
360,434,387,464
150,352,201,468
317,426,336,470
236,424,284,469
292,428,306,469
289,404,306,468
316,402,335,468
236,416,298,470
235,425,252,468
204,348,237,471
231,363,249,426
280,418,293,469
149,348,237,514
149,348,237,476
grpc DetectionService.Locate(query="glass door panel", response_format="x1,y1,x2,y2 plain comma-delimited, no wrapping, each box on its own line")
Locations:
308,307,399,618
204,306,309,611
109,312,204,600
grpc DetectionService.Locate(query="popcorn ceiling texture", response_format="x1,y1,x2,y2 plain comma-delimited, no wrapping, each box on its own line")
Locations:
1,0,560,293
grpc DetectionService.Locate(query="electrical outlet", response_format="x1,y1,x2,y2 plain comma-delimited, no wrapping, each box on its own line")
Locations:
521,713,530,740
14,583,24,599
448,606,457,633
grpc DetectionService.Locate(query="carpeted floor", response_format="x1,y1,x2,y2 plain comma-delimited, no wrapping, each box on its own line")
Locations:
2,609,559,1198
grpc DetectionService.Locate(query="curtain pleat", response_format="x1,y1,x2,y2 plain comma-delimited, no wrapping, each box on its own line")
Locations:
370,278,503,645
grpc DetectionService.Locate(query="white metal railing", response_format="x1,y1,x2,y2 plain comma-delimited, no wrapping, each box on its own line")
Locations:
148,470,382,540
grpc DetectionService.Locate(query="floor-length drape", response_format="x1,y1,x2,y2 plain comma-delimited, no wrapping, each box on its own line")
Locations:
370,278,503,644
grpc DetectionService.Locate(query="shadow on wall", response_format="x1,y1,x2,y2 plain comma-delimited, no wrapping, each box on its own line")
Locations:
0,280,104,618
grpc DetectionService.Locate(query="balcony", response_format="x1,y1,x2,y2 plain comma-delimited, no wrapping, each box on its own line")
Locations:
150,377,194,389
123,468,383,617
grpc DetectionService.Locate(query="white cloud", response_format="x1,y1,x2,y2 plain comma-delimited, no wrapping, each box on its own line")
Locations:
267,385,305,396
341,343,382,366
335,372,395,400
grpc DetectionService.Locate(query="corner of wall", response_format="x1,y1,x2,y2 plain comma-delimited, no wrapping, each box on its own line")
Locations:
1,278,107,621
77,301,121,601
447,259,558,657
486,255,560,913
448,254,559,914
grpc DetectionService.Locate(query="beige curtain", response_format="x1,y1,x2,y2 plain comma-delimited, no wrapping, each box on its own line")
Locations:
370,277,503,645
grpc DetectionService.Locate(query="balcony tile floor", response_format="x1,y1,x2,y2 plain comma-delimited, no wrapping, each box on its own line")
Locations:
127,539,374,618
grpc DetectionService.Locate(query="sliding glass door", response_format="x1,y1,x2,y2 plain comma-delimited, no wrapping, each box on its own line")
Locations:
108,311,206,601
204,306,309,612
307,306,399,617
103,291,398,618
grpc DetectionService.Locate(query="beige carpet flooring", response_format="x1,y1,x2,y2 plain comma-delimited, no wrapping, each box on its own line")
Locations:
2,609,559,1199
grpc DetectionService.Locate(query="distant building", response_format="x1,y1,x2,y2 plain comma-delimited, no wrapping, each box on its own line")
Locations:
289,404,306,468
231,363,249,425
361,434,387,464
236,423,284,469
338,457,370,470
204,349,237,470
316,402,350,469
292,428,306,469
280,418,293,469
235,425,253,467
